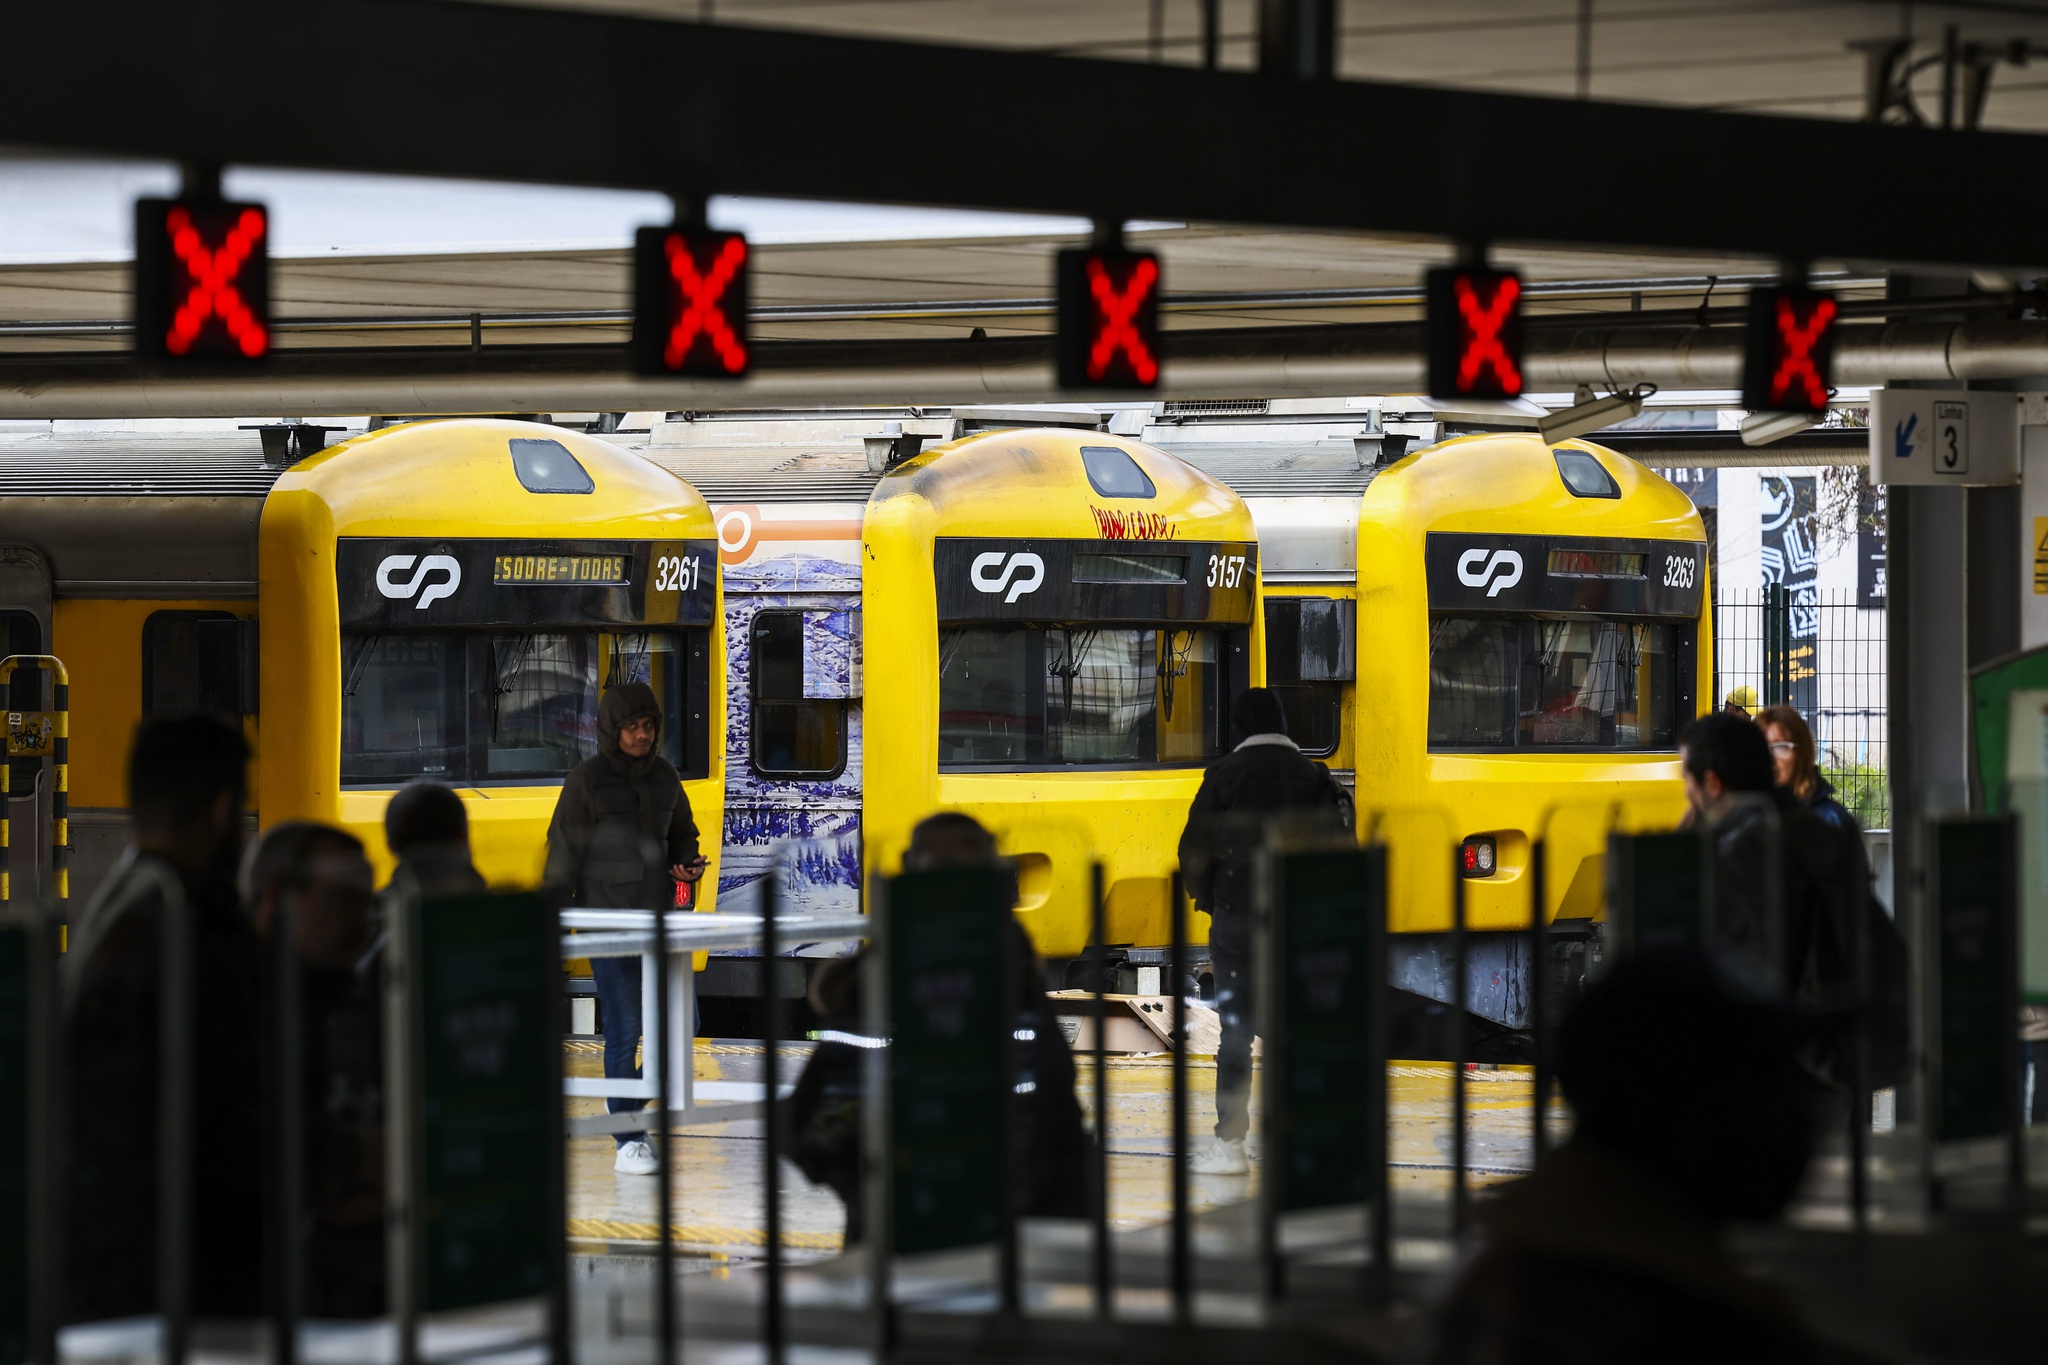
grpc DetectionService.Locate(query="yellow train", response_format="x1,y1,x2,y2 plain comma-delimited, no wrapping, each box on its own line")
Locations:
1,418,724,907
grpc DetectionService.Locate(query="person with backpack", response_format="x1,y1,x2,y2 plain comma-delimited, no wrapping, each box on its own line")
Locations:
1176,688,1351,1176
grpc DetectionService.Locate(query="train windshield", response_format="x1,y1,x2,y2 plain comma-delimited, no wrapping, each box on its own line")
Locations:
937,625,1227,768
341,629,689,784
1428,616,1684,750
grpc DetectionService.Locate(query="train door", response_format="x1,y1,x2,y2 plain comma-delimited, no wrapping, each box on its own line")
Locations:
0,545,53,905
712,503,867,920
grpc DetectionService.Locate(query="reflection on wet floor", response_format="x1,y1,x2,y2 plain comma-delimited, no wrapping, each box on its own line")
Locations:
566,1039,1565,1267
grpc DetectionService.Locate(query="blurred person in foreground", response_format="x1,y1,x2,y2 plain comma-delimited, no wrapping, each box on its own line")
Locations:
544,683,708,1176
242,822,384,1318
784,811,1088,1245
1679,712,1906,1088
383,779,487,899
1177,687,1350,1175
62,715,264,1324
1431,952,1832,1365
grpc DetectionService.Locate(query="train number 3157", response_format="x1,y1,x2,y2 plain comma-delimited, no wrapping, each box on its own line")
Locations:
655,554,701,592
1206,554,1248,588
1662,555,1696,588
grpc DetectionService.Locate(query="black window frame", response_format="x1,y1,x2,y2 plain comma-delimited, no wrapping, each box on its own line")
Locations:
937,621,1248,772
3,610,42,793
748,609,850,781
338,625,710,787
142,609,257,719
1425,613,1696,754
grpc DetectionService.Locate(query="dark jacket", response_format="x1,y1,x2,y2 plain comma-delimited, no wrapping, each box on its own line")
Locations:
543,684,699,909
1804,776,1859,843
62,855,267,1324
1177,735,1350,950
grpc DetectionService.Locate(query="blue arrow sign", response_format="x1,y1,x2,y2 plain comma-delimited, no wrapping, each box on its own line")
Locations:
1894,411,1919,459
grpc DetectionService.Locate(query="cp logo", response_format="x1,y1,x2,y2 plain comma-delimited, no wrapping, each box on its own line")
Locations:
1456,548,1524,598
376,553,463,609
970,551,1045,604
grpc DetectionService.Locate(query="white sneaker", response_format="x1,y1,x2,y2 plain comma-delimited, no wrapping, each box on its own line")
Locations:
1190,1137,1249,1176
614,1139,658,1175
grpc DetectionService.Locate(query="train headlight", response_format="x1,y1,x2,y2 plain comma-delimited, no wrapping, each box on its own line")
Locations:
1460,835,1498,878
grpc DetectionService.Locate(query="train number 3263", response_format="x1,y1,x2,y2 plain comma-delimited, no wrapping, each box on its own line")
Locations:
655,554,701,593
1662,555,1696,588
1206,554,1248,588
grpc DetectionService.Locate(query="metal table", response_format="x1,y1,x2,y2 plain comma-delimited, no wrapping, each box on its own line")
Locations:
560,908,870,1134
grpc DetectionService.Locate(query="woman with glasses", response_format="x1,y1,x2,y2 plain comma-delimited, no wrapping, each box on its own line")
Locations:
1756,705,1858,841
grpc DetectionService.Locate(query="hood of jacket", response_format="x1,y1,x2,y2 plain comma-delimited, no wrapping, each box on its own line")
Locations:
597,683,663,779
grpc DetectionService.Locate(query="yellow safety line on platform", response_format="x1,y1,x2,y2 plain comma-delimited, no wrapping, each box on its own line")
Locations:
566,1217,843,1252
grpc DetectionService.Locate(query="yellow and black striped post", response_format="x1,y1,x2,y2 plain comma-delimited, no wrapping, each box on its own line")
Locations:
0,655,69,910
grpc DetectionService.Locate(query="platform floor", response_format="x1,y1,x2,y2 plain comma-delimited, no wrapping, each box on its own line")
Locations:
565,1038,1554,1267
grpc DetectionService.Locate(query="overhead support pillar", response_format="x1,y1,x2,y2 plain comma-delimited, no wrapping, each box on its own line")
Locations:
1258,0,1336,82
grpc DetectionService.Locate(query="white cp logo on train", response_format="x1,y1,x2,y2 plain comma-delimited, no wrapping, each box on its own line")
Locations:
970,551,1045,604
376,553,463,609
1456,548,1524,598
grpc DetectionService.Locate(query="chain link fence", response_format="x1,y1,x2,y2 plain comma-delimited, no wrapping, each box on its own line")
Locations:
1714,588,1889,829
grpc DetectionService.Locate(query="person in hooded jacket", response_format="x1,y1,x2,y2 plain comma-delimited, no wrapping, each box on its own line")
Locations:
1175,688,1350,1176
545,683,708,1175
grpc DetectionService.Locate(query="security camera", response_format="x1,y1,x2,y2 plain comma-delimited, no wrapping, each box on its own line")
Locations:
1738,410,1820,447
1536,383,1656,444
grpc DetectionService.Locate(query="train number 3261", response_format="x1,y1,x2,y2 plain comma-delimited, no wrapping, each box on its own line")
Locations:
1206,554,1248,588
655,554,701,592
1662,555,1696,588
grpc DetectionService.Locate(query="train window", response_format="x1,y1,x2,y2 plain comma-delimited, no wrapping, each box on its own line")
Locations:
340,628,690,784
1080,446,1157,499
938,625,1228,769
4,611,40,794
750,611,848,779
1428,616,1683,750
508,437,595,494
1553,448,1621,499
1272,686,1342,757
143,611,256,717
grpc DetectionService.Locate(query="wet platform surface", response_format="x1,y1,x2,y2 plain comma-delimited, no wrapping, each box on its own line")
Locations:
565,1038,1555,1267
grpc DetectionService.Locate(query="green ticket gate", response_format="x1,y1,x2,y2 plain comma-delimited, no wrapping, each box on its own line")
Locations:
1604,829,1710,963
1928,816,2025,1209
389,891,567,1362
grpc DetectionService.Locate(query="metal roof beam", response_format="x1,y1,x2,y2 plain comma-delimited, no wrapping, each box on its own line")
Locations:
4,0,2048,269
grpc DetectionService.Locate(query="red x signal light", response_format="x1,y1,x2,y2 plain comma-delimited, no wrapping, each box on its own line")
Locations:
1057,248,1162,390
134,197,270,361
1427,266,1523,401
1742,287,1837,415
632,226,750,377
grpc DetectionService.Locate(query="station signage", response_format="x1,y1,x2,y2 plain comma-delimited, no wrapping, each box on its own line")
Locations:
934,538,1257,624
1740,286,1836,415
1056,247,1162,390
133,196,271,361
1423,533,1705,617
1869,388,2020,486
336,538,715,628
632,226,750,377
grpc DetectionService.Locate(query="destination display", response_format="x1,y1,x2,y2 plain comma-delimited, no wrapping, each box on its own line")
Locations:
337,538,715,629
934,538,1257,624
1425,534,1705,617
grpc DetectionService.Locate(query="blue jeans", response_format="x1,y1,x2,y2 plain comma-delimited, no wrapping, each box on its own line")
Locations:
592,955,643,1147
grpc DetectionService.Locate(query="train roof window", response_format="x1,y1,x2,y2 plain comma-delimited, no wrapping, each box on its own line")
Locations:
1553,448,1620,499
509,438,595,494
1081,445,1156,499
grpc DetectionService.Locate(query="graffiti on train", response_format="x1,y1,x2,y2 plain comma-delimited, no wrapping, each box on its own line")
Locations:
1090,506,1178,541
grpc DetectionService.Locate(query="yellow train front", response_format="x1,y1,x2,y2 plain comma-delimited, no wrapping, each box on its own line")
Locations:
3,417,723,904
261,420,726,887
1355,432,1708,1024
861,429,1260,966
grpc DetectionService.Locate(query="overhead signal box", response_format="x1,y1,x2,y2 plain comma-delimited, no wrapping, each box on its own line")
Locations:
134,197,271,361
633,226,751,377
1426,266,1523,401
1742,286,1837,415
1057,247,1162,390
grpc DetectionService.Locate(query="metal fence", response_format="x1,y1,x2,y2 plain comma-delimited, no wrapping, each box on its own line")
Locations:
1714,589,1889,829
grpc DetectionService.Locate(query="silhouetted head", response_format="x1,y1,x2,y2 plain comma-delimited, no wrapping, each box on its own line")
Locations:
384,781,470,860
1678,711,1774,813
905,811,999,871
1232,688,1289,741
128,714,250,877
1558,951,1814,1222
239,821,374,969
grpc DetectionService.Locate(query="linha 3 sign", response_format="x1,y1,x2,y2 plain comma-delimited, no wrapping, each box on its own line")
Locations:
1871,390,2019,486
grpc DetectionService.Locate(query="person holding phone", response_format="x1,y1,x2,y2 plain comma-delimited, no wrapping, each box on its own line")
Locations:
545,683,708,1174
